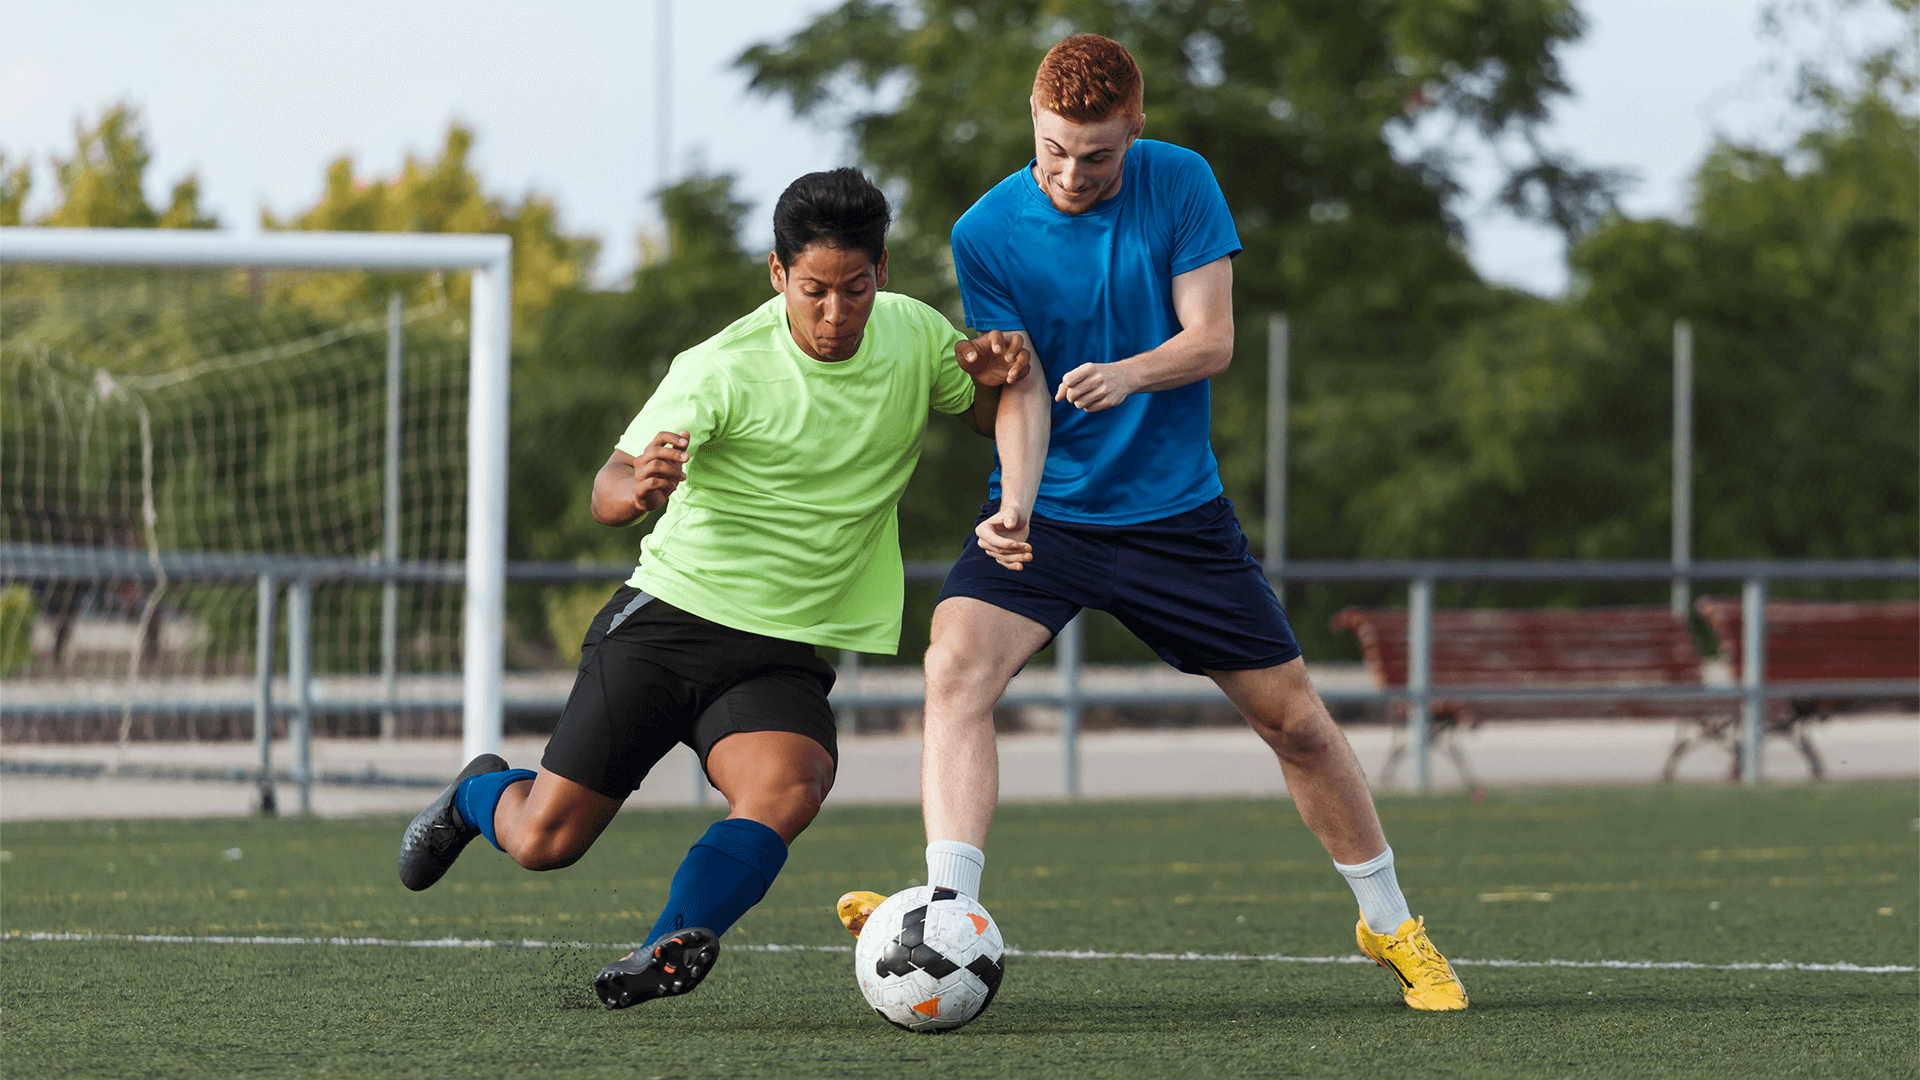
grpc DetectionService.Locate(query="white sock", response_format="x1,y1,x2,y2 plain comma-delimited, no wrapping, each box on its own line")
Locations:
925,840,985,898
1334,846,1413,934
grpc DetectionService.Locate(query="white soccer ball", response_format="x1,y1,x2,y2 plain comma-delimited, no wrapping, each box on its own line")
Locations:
853,885,1005,1032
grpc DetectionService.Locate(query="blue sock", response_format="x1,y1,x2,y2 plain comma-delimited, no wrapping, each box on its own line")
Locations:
646,818,789,942
453,768,536,852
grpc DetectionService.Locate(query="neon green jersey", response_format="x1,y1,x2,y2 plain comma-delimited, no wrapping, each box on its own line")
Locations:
615,292,973,653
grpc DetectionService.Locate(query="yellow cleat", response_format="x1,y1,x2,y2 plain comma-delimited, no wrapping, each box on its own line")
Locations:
836,890,886,937
1355,914,1469,1011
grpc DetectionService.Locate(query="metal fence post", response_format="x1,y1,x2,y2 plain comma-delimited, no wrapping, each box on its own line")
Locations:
1265,312,1289,594
1741,576,1767,785
1060,612,1085,799
1672,319,1693,618
287,578,314,815
836,649,861,733
253,572,277,815
381,291,402,741
1408,577,1435,791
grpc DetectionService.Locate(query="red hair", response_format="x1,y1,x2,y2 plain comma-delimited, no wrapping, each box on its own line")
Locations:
1032,34,1143,124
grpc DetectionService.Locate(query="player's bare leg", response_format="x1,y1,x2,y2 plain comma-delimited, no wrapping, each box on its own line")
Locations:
1211,658,1467,1010
1207,659,1385,864
705,729,836,843
599,731,834,1009
921,598,1052,847
490,769,622,871
837,598,1049,932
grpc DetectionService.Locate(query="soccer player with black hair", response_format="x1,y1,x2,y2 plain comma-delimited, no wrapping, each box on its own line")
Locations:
837,35,1468,1011
398,166,1029,1009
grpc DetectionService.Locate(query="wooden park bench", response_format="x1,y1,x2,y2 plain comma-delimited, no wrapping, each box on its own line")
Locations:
1686,596,1920,779
1329,605,1734,783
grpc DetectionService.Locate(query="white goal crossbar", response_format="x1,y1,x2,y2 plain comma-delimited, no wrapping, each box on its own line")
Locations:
0,226,513,763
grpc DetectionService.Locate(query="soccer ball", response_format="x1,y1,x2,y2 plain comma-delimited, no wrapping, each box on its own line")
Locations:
853,885,1005,1032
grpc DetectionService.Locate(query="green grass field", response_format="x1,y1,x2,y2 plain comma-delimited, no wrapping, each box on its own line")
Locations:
5,781,1917,1079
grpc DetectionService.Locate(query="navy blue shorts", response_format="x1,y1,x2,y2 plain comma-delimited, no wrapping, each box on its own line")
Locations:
936,496,1302,675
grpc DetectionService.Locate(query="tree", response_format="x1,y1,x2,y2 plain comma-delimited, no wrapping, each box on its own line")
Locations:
14,103,217,229
738,0,1614,325
267,124,598,333
1302,15,1918,574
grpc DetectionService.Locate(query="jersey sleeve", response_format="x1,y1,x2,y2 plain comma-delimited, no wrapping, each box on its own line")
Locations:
615,351,728,457
924,309,975,416
951,212,1025,332
1167,148,1242,276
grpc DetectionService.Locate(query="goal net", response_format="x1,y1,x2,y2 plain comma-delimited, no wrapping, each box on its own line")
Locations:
0,229,511,764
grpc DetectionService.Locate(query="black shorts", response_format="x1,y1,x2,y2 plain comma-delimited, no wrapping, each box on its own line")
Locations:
937,496,1302,675
542,587,839,800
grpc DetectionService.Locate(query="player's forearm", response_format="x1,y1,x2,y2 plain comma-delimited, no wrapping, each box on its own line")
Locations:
1115,320,1234,393
995,366,1049,513
590,464,646,527
959,381,1002,438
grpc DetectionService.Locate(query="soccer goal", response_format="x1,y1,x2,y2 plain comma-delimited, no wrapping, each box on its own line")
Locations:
0,227,512,794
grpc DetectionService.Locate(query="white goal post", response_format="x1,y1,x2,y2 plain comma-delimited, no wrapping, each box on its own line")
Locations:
0,226,513,764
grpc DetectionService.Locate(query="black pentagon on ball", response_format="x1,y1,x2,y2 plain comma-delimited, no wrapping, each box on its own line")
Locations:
875,940,917,979
966,954,1003,990
932,887,958,901
917,951,960,979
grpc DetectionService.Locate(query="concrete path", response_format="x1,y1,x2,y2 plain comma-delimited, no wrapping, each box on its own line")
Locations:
3,715,1913,821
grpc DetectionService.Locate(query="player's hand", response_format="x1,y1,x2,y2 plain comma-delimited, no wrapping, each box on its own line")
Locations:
974,503,1032,571
631,430,690,512
1054,362,1137,412
956,330,1031,388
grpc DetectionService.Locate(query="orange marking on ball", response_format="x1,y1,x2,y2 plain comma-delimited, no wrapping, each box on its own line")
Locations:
912,998,941,1017
968,913,989,934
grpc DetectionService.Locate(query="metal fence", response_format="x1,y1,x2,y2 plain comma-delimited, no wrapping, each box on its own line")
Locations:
4,541,1913,810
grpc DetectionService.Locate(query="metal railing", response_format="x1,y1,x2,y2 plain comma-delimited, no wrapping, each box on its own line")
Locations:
4,543,1915,809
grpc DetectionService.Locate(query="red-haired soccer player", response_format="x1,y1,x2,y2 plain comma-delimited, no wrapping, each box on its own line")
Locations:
839,35,1467,1011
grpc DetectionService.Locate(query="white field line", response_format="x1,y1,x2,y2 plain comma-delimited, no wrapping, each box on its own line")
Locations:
5,931,1913,975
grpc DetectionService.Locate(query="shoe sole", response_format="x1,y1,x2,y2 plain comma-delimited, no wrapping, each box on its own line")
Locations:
595,929,720,1009
397,753,508,892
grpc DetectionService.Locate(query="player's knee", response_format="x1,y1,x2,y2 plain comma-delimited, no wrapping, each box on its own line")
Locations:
506,825,587,872
733,778,826,841
922,640,1002,706
1246,697,1334,758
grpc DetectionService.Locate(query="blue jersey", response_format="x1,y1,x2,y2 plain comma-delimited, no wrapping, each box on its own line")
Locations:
952,139,1241,525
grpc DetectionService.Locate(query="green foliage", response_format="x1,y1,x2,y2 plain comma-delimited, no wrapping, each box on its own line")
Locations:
738,0,1611,322
0,152,30,226
543,582,612,666
35,104,216,230
265,124,599,334
0,584,36,675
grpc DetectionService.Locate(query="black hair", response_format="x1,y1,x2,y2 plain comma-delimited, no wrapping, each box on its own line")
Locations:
772,167,890,269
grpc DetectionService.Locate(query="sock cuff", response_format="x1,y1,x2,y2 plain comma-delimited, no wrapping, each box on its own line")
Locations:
926,839,985,867
925,840,986,896
1333,846,1395,879
694,818,790,882
454,768,536,852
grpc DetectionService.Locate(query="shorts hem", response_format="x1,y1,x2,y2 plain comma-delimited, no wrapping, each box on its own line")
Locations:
1175,645,1304,676
538,750,633,802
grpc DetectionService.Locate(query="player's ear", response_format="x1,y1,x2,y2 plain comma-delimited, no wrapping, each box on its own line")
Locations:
768,252,786,294
875,249,889,291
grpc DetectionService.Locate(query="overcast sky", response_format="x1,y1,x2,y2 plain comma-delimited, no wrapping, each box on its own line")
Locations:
0,1,1903,294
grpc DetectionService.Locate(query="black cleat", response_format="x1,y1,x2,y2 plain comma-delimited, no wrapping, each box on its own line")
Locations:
397,753,509,891
594,928,720,1010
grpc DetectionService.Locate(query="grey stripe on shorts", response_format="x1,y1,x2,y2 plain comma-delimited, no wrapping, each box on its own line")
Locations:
606,589,655,635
